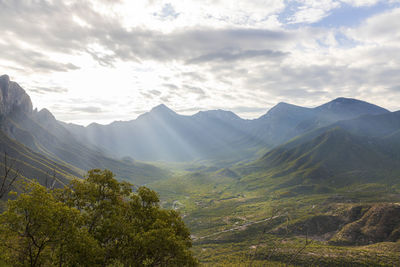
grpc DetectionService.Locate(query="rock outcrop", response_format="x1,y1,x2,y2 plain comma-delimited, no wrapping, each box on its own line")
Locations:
331,203,400,245
0,74,33,116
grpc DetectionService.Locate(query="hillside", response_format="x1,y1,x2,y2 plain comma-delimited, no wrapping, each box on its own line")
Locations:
0,75,168,185
277,110,400,151
332,203,400,245
235,127,400,193
0,129,79,189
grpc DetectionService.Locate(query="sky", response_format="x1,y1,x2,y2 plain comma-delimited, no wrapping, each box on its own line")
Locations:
1,0,400,125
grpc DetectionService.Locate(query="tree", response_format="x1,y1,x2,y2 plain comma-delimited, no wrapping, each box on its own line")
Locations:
62,169,197,266
0,169,198,266
0,182,100,267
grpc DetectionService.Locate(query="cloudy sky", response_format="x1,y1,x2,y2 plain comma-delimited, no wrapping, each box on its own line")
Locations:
1,0,400,125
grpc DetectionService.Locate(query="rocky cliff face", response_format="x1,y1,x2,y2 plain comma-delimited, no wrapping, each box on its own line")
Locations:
0,74,33,116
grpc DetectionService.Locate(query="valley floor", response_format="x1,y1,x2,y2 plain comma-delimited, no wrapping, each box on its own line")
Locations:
148,168,400,266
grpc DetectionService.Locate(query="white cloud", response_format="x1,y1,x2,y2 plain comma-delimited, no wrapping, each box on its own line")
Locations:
340,0,381,7
346,7,400,44
287,0,341,24
1,0,400,125
107,0,285,30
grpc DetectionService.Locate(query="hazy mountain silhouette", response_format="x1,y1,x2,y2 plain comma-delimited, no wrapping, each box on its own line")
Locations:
0,75,168,184
65,96,390,162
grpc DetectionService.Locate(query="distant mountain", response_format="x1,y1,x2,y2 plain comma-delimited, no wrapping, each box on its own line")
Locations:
276,110,400,152
250,98,389,146
295,97,389,133
317,97,388,119
65,104,258,162
0,75,168,184
249,102,315,145
65,96,390,163
236,112,400,193
335,111,400,138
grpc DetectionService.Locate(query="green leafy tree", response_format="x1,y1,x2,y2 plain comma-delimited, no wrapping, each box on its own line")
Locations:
63,169,197,266
0,169,197,266
0,182,100,266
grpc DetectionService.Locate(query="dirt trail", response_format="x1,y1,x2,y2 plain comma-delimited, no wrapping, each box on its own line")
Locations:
193,215,281,241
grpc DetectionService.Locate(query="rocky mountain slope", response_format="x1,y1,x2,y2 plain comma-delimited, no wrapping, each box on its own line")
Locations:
0,75,168,185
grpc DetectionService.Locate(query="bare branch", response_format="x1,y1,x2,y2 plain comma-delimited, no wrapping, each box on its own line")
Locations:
288,228,312,265
0,151,21,199
50,169,57,189
43,169,57,190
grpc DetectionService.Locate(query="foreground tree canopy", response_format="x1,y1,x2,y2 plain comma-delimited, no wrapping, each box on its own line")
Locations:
0,169,197,266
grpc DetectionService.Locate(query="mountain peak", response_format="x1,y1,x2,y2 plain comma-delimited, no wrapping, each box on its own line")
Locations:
194,109,240,121
0,75,10,91
322,97,367,105
333,97,356,101
149,104,176,115
0,74,33,116
87,122,102,128
262,101,310,119
276,101,291,106
36,108,56,122
329,97,366,105
0,74,10,83
316,97,389,116
151,104,169,111
269,102,303,111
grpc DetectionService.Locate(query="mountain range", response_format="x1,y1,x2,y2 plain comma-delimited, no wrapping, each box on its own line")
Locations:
1,74,400,192
64,96,389,164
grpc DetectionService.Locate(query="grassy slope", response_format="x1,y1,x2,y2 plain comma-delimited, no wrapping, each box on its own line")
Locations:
0,130,79,187
3,113,170,185
234,127,400,195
